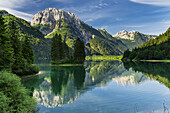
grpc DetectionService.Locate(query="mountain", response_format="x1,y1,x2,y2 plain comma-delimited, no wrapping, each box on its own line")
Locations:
0,8,156,59
113,30,156,50
31,8,156,56
31,8,91,48
113,30,156,40
122,28,170,61
0,10,50,60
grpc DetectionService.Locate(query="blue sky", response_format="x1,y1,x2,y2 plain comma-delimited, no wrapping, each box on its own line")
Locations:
0,0,170,35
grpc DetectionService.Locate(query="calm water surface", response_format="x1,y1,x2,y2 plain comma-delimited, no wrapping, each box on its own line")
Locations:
22,61,170,113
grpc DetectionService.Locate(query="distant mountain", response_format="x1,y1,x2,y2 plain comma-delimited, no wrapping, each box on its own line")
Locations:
113,30,156,40
113,30,156,50
0,10,50,60
122,28,170,61
31,8,156,56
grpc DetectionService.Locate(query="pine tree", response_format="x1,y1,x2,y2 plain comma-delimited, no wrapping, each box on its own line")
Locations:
8,20,24,74
0,15,13,70
22,34,34,64
51,33,58,62
58,34,64,60
73,38,85,63
51,33,64,63
63,42,70,59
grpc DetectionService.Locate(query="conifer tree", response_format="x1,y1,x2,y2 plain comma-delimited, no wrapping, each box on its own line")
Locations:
51,33,58,62
63,42,70,59
8,20,24,74
51,33,64,62
73,38,85,63
0,15,13,70
22,34,34,64
58,34,64,60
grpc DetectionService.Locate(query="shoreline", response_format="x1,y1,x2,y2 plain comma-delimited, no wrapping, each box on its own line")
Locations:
20,71,43,79
140,60,170,62
51,64,84,66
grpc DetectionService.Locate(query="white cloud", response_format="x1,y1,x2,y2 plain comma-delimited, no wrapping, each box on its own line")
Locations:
130,0,170,7
0,7,33,21
0,0,27,9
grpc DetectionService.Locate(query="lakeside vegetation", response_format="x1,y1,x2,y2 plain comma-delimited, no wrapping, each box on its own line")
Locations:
122,28,170,61
51,33,85,64
0,71,38,112
86,55,122,61
0,13,38,112
0,10,50,60
0,15,39,76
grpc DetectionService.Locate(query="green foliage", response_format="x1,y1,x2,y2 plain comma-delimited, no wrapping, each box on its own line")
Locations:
0,10,50,60
0,71,37,112
2,19,39,76
45,19,77,49
0,15,13,70
8,20,26,75
22,34,34,64
86,36,126,56
51,33,64,62
13,63,39,76
122,28,170,61
33,24,52,35
74,38,85,64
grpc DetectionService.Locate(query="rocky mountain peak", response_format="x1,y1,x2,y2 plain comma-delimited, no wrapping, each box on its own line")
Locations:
113,30,145,40
31,8,80,34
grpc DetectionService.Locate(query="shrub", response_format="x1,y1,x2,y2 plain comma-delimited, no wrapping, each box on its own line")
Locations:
0,71,38,112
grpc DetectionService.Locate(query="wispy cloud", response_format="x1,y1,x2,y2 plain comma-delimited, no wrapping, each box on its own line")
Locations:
0,0,27,9
0,7,33,21
130,0,170,7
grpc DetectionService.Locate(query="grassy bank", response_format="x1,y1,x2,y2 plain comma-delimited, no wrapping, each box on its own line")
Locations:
86,55,123,61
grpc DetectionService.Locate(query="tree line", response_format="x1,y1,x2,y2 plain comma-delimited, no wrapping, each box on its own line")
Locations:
0,15,39,75
122,28,170,61
0,15,38,112
51,33,85,64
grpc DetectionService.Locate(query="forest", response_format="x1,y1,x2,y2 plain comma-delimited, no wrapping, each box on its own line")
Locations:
122,28,170,61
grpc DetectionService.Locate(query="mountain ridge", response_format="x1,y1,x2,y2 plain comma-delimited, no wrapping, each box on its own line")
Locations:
1,8,157,58
30,8,157,56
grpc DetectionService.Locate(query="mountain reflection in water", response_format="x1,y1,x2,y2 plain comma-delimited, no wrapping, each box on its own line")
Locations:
22,61,148,108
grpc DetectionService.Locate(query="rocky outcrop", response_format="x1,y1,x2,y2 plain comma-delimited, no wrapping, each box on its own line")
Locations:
31,8,80,34
113,30,156,40
31,8,92,45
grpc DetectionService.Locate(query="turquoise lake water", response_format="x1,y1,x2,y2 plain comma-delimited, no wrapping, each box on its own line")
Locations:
22,61,170,113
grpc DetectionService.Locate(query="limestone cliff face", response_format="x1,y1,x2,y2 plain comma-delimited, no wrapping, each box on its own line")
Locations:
31,8,79,34
31,8,92,45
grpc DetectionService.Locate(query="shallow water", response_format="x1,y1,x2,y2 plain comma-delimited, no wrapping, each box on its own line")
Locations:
22,61,170,113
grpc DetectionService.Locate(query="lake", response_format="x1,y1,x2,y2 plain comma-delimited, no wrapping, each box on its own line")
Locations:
21,61,170,113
